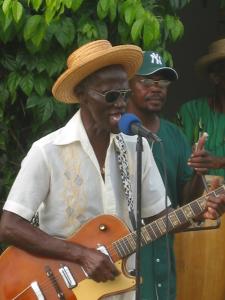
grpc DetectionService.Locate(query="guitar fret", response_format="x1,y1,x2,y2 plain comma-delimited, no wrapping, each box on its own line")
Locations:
168,212,181,227
124,236,134,253
120,239,130,256
162,216,174,231
146,223,157,240
156,218,167,234
141,226,152,243
176,208,188,223
140,233,147,246
129,233,136,250
114,240,127,257
197,197,206,210
190,200,203,215
182,204,195,219
151,222,162,238
112,185,225,259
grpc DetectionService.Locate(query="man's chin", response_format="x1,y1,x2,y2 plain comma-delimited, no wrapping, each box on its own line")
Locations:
147,106,162,113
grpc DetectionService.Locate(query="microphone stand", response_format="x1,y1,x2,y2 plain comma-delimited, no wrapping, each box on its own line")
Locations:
135,134,143,300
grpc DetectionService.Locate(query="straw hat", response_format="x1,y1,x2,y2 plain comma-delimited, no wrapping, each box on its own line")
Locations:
52,40,143,103
196,38,225,77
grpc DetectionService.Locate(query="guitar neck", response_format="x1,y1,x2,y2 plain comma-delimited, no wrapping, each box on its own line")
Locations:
112,185,225,258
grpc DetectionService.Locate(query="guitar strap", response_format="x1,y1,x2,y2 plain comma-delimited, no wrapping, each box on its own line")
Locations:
114,134,137,230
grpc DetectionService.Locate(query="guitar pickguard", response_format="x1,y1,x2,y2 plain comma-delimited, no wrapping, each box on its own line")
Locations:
73,260,136,299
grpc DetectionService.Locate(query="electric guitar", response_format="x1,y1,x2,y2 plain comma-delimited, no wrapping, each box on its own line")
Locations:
0,185,224,300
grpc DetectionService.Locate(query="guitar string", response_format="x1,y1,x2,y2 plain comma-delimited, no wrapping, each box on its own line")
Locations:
12,185,224,298
12,249,120,298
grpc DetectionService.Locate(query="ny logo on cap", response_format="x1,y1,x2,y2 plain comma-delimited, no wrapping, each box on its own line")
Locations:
150,52,162,65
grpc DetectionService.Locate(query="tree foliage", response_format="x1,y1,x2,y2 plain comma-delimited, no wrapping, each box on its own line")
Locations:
0,0,191,208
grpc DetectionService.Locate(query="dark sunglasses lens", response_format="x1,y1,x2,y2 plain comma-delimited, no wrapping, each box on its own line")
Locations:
105,91,120,103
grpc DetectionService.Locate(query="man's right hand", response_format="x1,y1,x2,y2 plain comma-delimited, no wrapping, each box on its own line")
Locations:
76,245,120,282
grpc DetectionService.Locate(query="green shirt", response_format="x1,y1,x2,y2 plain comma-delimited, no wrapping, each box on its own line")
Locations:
141,119,193,300
178,98,225,178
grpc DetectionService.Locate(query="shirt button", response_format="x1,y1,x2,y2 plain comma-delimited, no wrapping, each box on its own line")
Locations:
156,258,160,262
158,283,162,288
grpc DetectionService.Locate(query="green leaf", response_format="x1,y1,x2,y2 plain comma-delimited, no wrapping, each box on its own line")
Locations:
12,0,23,23
36,56,48,73
1,54,17,71
41,98,54,123
45,6,56,24
53,99,69,120
162,50,173,66
23,15,42,41
31,20,46,47
95,20,108,39
26,94,42,108
15,51,28,68
109,0,117,22
171,18,184,41
34,75,48,96
143,14,160,48
124,6,135,26
135,5,146,19
45,52,66,76
0,85,9,102
131,18,144,42
54,17,75,48
2,0,12,15
97,0,109,19
19,73,34,96
63,0,72,9
31,0,43,11
99,0,109,12
71,0,84,11
118,20,130,41
143,23,154,48
2,11,13,31
7,72,21,94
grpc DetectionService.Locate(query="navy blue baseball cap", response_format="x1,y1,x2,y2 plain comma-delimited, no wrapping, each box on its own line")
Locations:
137,51,178,81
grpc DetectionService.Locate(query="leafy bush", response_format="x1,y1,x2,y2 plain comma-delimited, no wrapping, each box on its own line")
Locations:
0,0,191,209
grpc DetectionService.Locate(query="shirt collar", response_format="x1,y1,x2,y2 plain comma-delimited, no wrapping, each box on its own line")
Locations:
53,110,87,145
53,109,117,146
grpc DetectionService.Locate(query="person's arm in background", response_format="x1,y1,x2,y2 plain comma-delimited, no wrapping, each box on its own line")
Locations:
177,100,225,171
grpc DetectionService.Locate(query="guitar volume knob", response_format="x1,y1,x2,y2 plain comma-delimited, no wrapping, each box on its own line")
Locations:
99,224,107,231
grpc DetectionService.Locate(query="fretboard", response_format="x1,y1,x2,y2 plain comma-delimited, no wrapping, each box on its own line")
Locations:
113,185,225,258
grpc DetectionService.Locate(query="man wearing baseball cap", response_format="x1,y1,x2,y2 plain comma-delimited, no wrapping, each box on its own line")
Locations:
128,50,225,300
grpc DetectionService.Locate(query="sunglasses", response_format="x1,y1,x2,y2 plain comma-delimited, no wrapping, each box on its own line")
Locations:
90,89,132,103
139,78,171,88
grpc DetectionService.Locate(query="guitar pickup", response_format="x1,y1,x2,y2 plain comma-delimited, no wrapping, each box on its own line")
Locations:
59,265,76,289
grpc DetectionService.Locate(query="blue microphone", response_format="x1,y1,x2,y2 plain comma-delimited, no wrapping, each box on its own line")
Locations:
118,113,161,142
